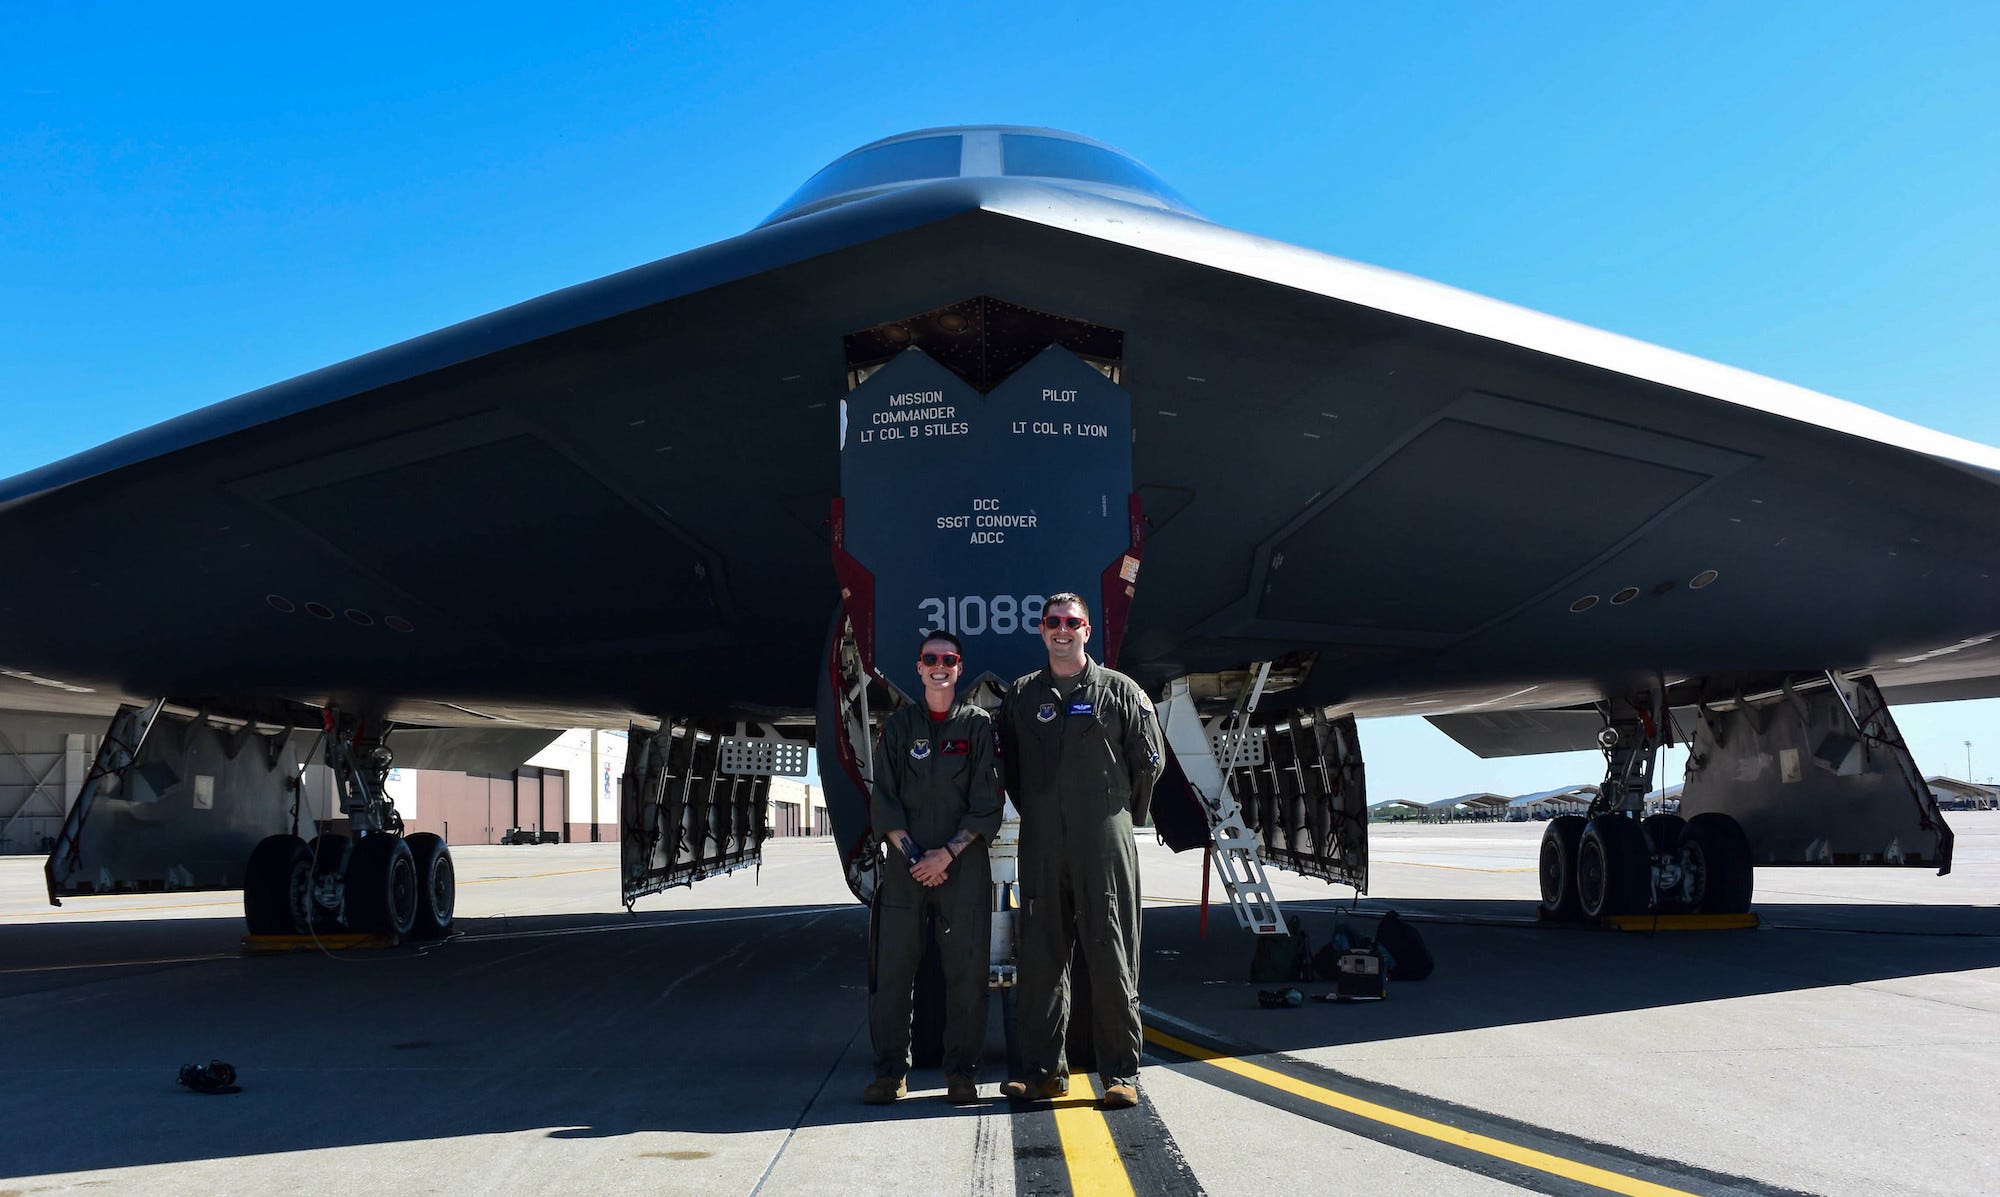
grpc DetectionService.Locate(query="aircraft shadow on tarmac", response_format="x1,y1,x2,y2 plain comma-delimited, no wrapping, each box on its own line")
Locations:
1137,896,2000,1056
4,895,1998,1179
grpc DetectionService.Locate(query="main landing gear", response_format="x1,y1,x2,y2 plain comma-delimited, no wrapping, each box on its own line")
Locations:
1540,809,1753,920
242,713,454,939
1539,694,1753,921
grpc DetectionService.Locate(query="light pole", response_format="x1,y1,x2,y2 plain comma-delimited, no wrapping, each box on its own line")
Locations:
1965,740,1973,781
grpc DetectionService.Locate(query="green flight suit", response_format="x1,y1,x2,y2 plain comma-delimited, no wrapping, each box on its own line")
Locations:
1000,656,1164,1090
869,700,1004,1081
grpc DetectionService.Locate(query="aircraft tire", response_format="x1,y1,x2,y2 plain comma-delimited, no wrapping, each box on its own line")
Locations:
1683,813,1754,914
1578,816,1650,920
1642,814,1689,912
406,832,455,939
910,916,947,1071
1538,815,1588,920
347,835,419,937
243,834,312,936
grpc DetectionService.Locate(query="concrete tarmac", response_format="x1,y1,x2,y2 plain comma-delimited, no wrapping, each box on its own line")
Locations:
2,814,1997,1195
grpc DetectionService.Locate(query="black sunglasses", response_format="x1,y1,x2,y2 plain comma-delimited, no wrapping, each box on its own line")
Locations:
919,652,962,667
1040,615,1087,631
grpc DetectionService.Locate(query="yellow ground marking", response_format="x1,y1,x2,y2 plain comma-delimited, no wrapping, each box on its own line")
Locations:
1144,1027,1698,1197
0,953,234,976
1371,859,1538,874
1050,1074,1137,1197
457,864,610,885
0,898,240,917
0,861,612,918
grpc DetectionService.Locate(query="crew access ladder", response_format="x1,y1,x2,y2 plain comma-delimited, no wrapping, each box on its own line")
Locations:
1156,666,1287,935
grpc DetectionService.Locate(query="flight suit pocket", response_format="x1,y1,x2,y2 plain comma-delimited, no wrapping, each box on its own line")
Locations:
1095,889,1121,949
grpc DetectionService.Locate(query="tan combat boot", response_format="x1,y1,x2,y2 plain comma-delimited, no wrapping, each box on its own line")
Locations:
1102,1082,1138,1109
862,1076,906,1105
945,1075,978,1104
999,1073,1069,1102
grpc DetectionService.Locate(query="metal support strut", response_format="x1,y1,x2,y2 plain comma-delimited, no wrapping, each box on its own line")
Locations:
1590,692,1665,818
43,698,169,905
1157,664,1288,935
323,710,402,836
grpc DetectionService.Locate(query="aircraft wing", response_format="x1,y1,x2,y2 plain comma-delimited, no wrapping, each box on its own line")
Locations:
6,170,2000,736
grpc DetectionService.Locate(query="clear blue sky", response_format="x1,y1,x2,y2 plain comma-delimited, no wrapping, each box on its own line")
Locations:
4,3,1998,799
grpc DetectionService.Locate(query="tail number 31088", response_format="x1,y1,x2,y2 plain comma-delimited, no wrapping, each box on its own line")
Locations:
918,595,1047,637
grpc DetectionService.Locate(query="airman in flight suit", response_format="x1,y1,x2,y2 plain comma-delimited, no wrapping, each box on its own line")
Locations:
998,592,1163,1110
865,631,1003,1106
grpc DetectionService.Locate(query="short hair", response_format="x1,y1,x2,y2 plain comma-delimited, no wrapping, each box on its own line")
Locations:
918,628,965,656
1044,591,1091,619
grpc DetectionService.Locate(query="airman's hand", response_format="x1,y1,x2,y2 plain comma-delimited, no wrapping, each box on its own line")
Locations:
910,848,953,886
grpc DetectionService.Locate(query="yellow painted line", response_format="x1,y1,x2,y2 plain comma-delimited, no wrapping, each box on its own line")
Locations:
1050,1074,1136,1197
0,898,240,917
1372,859,1538,874
0,953,234,976
1144,1027,1697,1197
457,864,611,885
0,862,612,918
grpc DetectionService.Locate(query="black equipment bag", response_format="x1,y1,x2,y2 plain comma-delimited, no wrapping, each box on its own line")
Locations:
1248,914,1313,983
1148,746,1213,852
1309,910,1363,980
1373,909,1434,981
1331,946,1386,1001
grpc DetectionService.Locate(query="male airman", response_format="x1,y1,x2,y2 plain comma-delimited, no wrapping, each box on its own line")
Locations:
998,592,1163,1110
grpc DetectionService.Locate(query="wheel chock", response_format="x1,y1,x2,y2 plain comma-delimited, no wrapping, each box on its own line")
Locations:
1599,912,1759,931
240,933,400,954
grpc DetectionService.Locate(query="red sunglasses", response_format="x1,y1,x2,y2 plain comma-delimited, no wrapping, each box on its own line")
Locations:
919,652,962,667
1040,615,1087,630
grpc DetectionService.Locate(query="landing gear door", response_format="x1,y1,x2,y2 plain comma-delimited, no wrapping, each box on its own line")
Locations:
836,344,1138,687
46,709,304,898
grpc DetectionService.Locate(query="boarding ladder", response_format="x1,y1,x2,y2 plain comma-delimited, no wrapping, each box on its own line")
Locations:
1157,665,1288,935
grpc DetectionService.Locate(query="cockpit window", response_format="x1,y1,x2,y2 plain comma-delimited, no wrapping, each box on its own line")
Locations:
777,136,962,215
1000,135,1184,205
